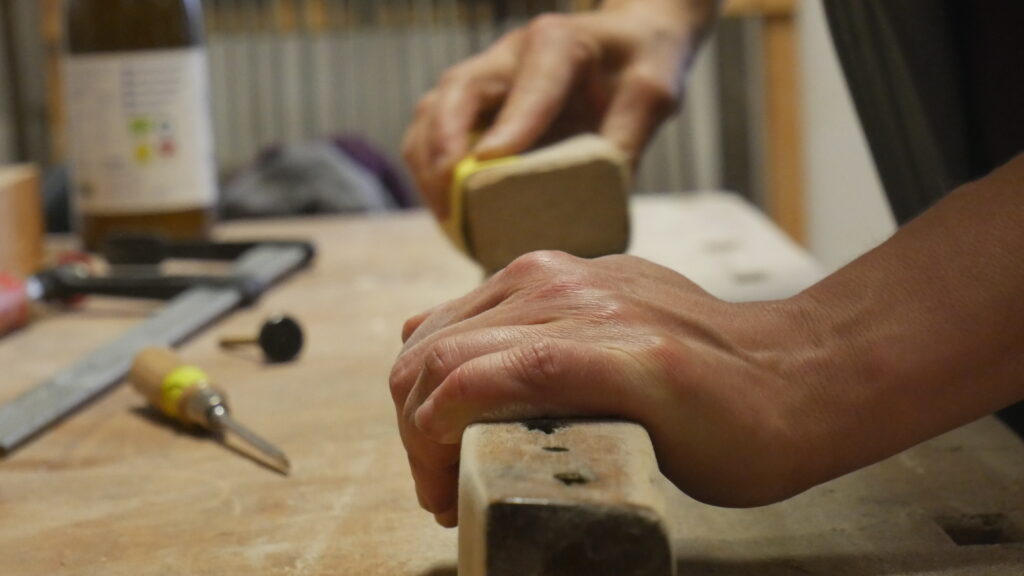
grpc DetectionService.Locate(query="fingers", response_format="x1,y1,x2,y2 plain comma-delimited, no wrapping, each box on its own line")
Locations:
393,324,557,420
396,369,461,517
475,15,600,159
414,339,653,445
600,68,681,162
391,325,559,521
402,91,444,219
403,36,519,221
434,508,459,528
393,328,655,526
432,61,513,168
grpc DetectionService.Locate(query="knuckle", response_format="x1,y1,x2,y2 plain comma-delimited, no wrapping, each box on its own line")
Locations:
510,340,562,384
505,250,572,278
438,65,464,88
442,365,473,404
423,339,458,380
525,14,594,66
526,13,569,39
389,362,412,405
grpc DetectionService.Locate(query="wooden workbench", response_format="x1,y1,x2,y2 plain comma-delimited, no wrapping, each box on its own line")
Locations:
1,193,1022,575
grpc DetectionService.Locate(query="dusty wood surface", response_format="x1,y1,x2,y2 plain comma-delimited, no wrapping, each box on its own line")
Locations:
0,193,1021,575
459,421,672,576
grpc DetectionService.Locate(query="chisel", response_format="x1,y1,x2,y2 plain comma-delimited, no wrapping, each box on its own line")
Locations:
130,347,290,474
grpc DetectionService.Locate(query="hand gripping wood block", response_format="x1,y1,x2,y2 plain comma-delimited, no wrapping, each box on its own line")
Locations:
458,420,674,576
446,135,631,274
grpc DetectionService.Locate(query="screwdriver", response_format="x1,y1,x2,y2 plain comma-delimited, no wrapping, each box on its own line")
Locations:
129,347,290,475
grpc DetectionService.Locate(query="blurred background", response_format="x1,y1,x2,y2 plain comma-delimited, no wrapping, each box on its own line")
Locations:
0,0,894,271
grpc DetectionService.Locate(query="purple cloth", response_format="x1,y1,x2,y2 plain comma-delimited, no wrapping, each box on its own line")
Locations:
334,137,418,209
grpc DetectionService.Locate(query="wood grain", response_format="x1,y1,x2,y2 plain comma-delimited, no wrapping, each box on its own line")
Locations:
0,164,44,275
459,420,673,576
0,196,1021,575
763,11,805,243
462,134,631,274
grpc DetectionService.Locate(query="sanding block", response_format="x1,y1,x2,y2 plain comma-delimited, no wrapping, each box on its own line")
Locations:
443,134,631,274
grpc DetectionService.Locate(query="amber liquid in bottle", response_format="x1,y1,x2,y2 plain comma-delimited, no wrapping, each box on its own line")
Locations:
65,0,216,250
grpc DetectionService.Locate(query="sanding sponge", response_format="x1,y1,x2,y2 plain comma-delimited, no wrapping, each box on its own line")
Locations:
443,134,631,273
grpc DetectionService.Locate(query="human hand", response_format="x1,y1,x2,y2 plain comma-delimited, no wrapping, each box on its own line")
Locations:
402,1,712,220
389,251,824,527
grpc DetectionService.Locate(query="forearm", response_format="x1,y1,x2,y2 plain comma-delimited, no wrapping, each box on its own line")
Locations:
791,153,1024,485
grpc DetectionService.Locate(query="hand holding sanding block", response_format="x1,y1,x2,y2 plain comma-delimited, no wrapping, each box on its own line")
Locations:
444,134,631,273
459,420,674,576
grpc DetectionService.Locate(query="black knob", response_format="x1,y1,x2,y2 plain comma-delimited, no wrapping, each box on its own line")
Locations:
220,314,304,363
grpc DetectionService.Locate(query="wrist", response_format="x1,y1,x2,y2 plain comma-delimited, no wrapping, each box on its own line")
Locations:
744,293,868,497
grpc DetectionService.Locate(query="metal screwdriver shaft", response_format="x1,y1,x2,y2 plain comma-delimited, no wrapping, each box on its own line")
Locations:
129,347,290,475
209,410,291,474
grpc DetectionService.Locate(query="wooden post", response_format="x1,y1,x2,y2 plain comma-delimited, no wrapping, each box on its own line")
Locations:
41,0,65,164
721,0,804,243
459,420,674,576
0,165,44,275
762,10,803,243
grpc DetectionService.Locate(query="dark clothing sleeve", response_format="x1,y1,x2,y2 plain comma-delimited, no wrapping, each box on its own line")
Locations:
823,0,1024,435
822,0,972,225
822,0,1024,224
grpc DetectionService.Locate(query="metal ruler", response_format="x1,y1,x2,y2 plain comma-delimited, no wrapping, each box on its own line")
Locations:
0,243,313,455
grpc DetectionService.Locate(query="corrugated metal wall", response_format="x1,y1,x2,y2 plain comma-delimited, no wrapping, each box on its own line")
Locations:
2,1,762,200
202,0,726,194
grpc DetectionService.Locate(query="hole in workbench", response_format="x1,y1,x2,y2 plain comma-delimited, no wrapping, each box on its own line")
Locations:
554,472,589,486
936,513,1022,546
523,419,565,434
543,446,569,453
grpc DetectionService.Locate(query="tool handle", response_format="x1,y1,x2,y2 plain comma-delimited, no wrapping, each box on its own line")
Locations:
53,269,241,301
0,273,31,337
129,347,213,423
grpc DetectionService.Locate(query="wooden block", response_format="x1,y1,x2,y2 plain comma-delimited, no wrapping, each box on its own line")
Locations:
0,165,44,276
456,134,631,274
459,420,674,576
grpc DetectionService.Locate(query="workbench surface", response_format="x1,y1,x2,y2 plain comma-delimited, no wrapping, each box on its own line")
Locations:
1,192,1022,575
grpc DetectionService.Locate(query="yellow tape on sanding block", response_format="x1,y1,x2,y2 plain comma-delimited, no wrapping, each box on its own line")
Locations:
442,155,519,255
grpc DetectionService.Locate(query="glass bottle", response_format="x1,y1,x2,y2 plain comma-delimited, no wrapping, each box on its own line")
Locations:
65,0,216,250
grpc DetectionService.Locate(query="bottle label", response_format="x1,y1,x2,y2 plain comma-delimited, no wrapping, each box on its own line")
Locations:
65,48,216,215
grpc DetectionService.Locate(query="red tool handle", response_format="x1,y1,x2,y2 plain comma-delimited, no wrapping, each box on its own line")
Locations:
0,273,31,337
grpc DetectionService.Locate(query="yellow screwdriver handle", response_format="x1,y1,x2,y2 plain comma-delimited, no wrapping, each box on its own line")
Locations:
129,347,213,423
